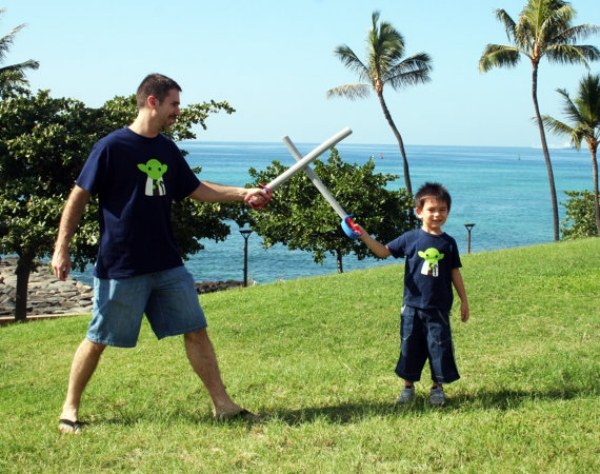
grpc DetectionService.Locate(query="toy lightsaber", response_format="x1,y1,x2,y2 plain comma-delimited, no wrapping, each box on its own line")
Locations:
282,136,362,239
264,127,352,191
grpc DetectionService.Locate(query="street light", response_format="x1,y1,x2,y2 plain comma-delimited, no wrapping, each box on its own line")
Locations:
464,223,475,254
239,226,253,287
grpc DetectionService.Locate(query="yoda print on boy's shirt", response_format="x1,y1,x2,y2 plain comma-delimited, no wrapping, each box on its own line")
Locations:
138,158,168,196
418,247,445,277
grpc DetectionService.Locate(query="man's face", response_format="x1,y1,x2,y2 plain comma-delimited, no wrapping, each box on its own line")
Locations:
154,89,181,130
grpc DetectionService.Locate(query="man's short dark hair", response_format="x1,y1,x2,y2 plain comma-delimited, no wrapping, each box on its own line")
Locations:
415,182,452,211
136,73,182,108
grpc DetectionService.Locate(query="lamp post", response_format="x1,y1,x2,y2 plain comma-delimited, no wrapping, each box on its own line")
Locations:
464,223,475,254
239,227,253,287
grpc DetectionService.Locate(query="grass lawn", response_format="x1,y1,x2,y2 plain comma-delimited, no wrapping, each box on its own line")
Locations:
1,238,599,473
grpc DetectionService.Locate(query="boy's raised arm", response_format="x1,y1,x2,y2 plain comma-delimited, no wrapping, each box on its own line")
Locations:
357,224,391,258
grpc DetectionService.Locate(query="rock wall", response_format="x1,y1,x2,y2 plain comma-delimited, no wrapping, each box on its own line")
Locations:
0,258,93,317
195,280,246,294
0,257,247,321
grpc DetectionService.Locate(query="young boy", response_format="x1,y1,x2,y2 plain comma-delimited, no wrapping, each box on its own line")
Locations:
357,182,469,405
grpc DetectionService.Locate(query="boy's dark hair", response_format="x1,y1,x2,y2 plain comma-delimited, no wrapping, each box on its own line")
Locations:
136,73,182,108
415,182,452,211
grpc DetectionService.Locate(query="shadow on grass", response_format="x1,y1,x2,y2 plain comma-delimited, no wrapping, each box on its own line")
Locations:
269,385,598,426
92,385,597,429
100,410,214,428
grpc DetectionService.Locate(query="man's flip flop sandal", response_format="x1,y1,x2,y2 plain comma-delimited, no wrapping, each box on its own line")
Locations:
215,409,260,422
58,418,84,434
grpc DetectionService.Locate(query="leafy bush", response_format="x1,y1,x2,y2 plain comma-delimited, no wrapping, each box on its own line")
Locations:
561,190,598,239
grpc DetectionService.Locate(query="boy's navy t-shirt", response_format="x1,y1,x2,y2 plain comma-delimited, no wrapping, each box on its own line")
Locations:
76,127,200,279
386,229,461,312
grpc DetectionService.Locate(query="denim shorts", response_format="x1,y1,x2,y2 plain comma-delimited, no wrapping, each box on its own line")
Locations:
86,266,207,348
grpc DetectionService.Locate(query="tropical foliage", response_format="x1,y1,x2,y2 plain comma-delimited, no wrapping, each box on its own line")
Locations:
0,89,236,321
246,148,414,273
0,8,39,98
561,190,598,239
479,0,600,241
327,11,432,196
543,73,600,235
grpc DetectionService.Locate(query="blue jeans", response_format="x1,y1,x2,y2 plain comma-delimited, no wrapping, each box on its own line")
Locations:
87,266,207,348
395,305,460,384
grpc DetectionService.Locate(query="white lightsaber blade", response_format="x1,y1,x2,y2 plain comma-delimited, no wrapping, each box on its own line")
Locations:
282,136,348,219
265,127,352,191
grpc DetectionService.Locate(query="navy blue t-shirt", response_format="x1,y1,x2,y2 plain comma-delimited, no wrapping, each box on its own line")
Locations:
386,229,461,312
77,127,201,279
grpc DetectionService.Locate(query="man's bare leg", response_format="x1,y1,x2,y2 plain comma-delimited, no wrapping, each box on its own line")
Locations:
184,329,246,417
59,339,106,433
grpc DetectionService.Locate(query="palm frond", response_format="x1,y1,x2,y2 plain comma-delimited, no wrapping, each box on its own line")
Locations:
479,44,521,72
543,72,600,150
542,114,575,137
333,45,370,82
0,59,39,74
385,53,432,89
326,84,371,100
495,9,516,42
368,18,405,77
552,3,575,28
555,88,584,123
0,24,27,61
521,0,567,32
371,11,381,29
537,4,577,48
577,75,600,123
1,11,38,79
514,15,536,53
546,44,600,66
557,24,600,43
542,113,586,150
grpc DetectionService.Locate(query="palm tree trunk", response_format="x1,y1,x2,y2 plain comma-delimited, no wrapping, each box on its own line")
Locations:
377,94,413,196
589,143,600,236
531,64,560,241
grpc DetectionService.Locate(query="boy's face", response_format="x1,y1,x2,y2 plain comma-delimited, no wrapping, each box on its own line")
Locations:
416,197,449,234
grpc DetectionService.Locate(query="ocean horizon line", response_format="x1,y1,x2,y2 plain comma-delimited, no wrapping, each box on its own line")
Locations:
181,139,576,151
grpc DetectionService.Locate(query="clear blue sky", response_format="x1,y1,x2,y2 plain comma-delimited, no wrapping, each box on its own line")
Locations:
2,0,598,147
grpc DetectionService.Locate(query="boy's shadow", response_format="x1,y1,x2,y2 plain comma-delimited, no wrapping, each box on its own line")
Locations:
270,386,594,426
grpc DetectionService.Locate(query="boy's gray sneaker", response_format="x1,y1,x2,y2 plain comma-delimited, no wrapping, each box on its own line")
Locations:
397,386,415,404
429,386,446,405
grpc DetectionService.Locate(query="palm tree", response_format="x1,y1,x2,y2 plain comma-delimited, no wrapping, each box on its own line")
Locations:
327,11,432,196
543,73,600,236
479,0,599,241
0,8,39,95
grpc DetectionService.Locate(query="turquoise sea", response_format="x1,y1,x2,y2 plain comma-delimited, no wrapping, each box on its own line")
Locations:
74,141,593,285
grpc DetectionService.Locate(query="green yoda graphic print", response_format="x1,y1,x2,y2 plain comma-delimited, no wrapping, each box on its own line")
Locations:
418,247,445,277
137,158,168,196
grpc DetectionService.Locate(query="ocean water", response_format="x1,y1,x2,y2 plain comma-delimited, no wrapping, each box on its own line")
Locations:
74,141,593,285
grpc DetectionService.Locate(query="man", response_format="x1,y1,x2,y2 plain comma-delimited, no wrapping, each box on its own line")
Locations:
52,73,271,433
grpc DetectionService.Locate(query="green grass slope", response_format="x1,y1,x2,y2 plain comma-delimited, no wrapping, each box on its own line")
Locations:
1,238,599,473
